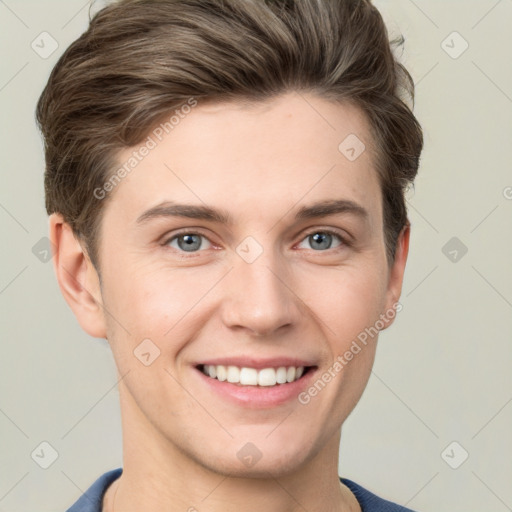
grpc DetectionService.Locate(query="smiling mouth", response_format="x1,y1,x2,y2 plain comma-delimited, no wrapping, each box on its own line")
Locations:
197,364,315,387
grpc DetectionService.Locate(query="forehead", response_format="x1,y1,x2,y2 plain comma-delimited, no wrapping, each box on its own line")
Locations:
106,92,382,229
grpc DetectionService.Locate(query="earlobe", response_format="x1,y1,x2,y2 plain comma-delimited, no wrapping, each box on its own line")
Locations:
49,213,107,339
382,223,410,329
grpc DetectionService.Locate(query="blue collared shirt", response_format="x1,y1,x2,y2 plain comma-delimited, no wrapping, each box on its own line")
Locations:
66,468,418,511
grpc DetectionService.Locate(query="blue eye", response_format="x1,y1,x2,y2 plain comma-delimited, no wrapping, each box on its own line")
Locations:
298,230,344,251
165,233,212,252
163,229,346,255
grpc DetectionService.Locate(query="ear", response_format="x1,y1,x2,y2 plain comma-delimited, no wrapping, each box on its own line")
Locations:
381,223,410,330
49,213,107,339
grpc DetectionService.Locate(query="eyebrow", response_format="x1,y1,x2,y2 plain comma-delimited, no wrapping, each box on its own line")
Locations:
135,199,369,226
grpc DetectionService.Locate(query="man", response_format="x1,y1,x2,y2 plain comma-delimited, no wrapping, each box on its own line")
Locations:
36,0,423,510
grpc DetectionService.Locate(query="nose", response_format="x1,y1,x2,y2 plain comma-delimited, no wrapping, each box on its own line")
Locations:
220,249,301,337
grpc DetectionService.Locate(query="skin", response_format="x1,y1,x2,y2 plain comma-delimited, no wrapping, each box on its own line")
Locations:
50,92,410,512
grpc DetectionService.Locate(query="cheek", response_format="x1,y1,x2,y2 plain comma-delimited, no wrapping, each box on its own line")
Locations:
101,265,219,359
300,264,387,346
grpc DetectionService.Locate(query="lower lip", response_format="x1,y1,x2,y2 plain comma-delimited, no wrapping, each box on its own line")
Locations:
194,367,317,409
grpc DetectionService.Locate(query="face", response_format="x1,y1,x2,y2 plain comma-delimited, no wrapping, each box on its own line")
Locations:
70,92,408,477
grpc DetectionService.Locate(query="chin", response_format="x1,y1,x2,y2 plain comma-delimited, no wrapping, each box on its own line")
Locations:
188,431,319,479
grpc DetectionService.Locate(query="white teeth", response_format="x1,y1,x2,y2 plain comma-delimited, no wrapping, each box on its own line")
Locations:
227,365,240,383
201,365,306,386
276,367,287,384
216,365,227,382
258,368,277,386
239,367,258,385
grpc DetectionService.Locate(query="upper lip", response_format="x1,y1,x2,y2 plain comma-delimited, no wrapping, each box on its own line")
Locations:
195,357,316,369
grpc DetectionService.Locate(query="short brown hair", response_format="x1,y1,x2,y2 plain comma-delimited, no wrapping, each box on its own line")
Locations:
36,0,423,271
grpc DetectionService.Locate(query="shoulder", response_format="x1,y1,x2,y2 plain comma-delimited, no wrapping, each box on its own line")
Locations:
66,468,122,512
340,477,419,512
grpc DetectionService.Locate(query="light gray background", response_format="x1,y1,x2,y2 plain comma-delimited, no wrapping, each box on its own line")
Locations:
1,1,511,511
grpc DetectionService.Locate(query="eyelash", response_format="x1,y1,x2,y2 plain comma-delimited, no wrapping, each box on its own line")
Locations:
161,228,350,256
